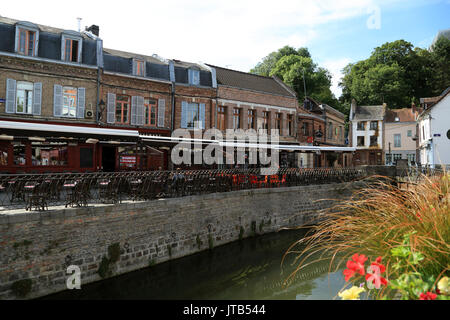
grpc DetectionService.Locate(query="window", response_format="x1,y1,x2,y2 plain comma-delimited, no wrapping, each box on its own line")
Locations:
370,121,378,130
407,130,412,137
62,87,77,118
357,136,365,147
144,99,157,126
188,69,200,86
18,28,36,56
217,106,226,130
31,143,68,166
386,154,392,165
13,143,26,166
133,59,145,76
394,134,401,148
370,136,378,147
407,154,415,164
287,115,293,136
357,122,365,131
63,39,79,62
16,81,33,114
187,103,201,129
393,154,402,163
262,111,270,130
275,113,282,132
248,110,255,129
303,122,309,136
339,126,343,141
116,95,130,124
328,122,333,139
422,126,425,140
233,108,241,130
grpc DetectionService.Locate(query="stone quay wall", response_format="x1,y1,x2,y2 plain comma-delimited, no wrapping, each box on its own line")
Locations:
0,180,365,299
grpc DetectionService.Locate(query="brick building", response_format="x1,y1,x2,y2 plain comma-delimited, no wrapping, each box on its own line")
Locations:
209,65,298,167
0,17,110,173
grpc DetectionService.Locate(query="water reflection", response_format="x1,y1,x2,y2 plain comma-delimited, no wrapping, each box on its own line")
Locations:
41,228,345,300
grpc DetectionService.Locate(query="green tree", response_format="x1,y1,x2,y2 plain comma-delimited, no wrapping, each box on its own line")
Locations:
251,45,343,113
340,39,450,110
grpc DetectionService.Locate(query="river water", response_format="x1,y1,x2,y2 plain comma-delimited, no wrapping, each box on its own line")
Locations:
42,228,345,300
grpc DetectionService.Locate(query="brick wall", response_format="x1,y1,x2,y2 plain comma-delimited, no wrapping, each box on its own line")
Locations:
0,55,97,124
0,181,364,299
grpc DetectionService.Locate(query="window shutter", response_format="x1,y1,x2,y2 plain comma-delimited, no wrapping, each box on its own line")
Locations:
6,78,16,114
181,101,188,128
77,87,85,118
199,103,206,129
188,69,192,84
32,82,42,115
107,92,116,124
137,96,144,126
53,84,63,117
131,96,137,125
158,99,166,127
132,60,137,76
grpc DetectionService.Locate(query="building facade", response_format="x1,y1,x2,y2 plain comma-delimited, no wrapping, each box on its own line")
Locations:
384,107,419,166
349,100,386,166
418,88,450,168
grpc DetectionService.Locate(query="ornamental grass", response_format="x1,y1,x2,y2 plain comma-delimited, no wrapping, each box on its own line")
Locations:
283,171,450,298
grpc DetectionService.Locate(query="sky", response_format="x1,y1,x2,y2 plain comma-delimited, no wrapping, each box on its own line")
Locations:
2,0,449,98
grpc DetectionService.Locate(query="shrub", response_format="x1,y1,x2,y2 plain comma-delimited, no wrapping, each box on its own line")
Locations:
284,172,450,299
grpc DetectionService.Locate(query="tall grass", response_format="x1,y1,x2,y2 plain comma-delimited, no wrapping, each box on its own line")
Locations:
283,172,450,289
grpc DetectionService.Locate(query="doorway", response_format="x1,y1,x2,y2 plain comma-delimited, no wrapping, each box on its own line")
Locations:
102,146,116,172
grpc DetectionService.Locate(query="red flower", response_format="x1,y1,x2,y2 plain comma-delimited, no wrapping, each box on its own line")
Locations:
343,254,367,282
365,257,388,288
419,292,437,300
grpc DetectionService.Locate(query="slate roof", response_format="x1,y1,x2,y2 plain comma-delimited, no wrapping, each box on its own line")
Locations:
385,108,416,122
103,48,167,65
207,64,296,98
0,16,92,39
353,105,385,121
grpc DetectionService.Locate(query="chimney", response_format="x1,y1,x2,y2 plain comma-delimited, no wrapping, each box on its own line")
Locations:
85,25,100,37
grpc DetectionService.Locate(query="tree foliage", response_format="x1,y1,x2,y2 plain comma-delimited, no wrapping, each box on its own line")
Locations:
340,39,450,110
250,45,342,112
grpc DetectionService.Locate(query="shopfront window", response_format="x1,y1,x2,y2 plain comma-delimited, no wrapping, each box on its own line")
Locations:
13,143,26,165
118,146,138,170
31,143,68,166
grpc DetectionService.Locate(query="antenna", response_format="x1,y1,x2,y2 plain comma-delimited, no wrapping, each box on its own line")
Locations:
77,17,82,32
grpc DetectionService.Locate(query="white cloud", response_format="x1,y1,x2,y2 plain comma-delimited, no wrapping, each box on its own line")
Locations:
0,0,416,74
321,58,352,98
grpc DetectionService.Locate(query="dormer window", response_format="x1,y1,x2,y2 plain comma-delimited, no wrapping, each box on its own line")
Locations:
64,39,79,62
61,33,82,63
188,69,200,86
133,59,145,76
15,22,39,57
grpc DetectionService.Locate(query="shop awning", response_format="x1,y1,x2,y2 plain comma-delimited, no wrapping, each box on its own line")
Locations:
0,120,140,141
139,135,356,152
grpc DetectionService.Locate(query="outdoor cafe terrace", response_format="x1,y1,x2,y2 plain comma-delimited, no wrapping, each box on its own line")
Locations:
0,168,368,214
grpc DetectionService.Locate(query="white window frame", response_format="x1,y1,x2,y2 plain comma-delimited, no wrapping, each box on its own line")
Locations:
15,23,39,57
133,59,146,77
187,103,200,129
62,87,78,118
188,69,200,86
394,134,401,148
15,81,34,114
61,33,83,63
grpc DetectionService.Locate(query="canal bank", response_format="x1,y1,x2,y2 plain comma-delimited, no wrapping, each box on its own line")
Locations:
41,228,346,300
0,180,365,300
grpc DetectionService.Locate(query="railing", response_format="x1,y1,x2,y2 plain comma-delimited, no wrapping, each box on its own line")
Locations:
0,168,368,212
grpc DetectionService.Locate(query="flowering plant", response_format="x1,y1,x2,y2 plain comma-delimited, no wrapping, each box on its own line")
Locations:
338,233,449,300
